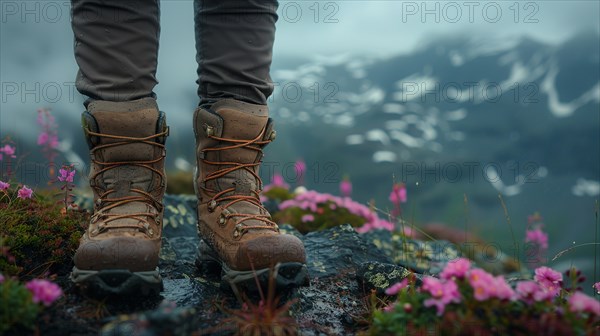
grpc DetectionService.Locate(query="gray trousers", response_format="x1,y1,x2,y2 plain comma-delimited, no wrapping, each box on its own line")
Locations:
71,0,278,106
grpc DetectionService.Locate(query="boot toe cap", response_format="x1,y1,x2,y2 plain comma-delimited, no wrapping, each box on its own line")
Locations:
234,234,306,271
74,236,160,272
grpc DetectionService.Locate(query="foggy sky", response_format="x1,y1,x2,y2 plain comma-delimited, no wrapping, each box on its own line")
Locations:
1,0,599,134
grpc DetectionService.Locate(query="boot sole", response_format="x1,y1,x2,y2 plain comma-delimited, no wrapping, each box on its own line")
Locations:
71,267,163,297
196,240,310,295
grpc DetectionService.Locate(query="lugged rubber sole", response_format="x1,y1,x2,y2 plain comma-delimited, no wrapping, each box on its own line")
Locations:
196,240,310,297
71,267,163,297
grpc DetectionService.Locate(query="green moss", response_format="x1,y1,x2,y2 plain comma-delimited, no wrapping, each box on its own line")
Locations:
165,171,195,195
273,202,366,234
262,187,295,202
0,189,86,278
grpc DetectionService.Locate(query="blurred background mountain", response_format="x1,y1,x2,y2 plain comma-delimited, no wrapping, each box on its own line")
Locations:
1,1,599,275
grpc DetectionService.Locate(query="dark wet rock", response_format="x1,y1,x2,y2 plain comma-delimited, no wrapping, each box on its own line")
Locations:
361,229,460,275
356,261,414,294
303,224,393,278
100,303,199,336
39,195,437,335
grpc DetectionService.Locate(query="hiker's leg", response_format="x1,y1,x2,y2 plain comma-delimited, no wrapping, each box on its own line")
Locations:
70,0,167,296
192,0,308,293
194,0,279,107
71,0,160,102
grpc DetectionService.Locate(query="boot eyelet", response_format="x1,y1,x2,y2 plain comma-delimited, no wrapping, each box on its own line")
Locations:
269,130,277,140
206,126,215,136
219,215,226,227
208,200,217,212
233,224,244,239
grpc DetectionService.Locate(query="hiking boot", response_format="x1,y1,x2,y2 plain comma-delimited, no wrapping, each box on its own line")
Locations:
71,98,168,296
193,99,308,295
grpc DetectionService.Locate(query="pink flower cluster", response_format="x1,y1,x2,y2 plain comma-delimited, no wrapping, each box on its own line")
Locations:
58,166,76,183
37,132,59,148
0,182,33,199
25,279,62,307
301,214,314,223
294,160,306,185
439,258,471,280
569,292,600,316
440,258,515,301
421,276,461,315
340,179,352,197
467,267,515,301
263,173,289,192
534,266,562,297
0,144,16,160
36,108,59,149
17,186,33,199
525,228,548,250
389,183,407,204
524,213,548,267
385,278,409,295
515,281,554,304
384,261,589,318
279,190,394,232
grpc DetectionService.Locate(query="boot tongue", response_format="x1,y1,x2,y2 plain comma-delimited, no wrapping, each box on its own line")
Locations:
87,99,161,201
88,99,160,163
213,104,269,195
216,106,269,142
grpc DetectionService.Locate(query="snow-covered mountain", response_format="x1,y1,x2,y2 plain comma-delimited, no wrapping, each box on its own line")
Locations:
263,33,599,256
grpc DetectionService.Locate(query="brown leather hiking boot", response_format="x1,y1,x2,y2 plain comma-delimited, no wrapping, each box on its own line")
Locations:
71,98,168,296
193,99,308,294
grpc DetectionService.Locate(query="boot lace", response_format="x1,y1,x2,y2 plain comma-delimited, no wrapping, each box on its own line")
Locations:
201,126,278,237
86,127,168,235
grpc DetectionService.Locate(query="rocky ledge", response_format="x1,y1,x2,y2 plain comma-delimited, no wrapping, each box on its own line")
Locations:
39,195,460,336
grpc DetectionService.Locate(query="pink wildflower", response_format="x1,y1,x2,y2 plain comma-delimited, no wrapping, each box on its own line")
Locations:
401,226,415,238
421,276,461,315
301,214,314,223
48,135,59,148
516,280,553,304
37,132,49,145
271,173,289,189
17,186,33,199
58,167,76,183
385,278,409,295
0,144,16,160
440,258,471,280
25,279,63,306
467,268,495,301
493,276,516,300
0,181,9,191
340,179,352,198
383,303,396,312
568,292,600,316
534,266,562,296
389,183,407,204
525,228,548,250
294,160,306,185
593,282,600,294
